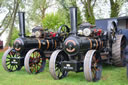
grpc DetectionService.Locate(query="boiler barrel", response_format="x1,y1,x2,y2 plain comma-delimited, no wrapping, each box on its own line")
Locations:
63,36,103,56
13,38,57,52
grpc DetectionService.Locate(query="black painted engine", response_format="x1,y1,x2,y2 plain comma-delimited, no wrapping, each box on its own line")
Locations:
49,7,126,82
2,12,70,74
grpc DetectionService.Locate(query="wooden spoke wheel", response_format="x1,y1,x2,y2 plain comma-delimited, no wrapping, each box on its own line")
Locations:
112,35,126,66
84,50,102,82
49,50,69,80
2,48,22,72
24,48,46,74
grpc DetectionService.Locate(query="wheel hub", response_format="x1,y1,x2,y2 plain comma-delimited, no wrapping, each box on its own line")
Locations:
33,58,40,64
9,58,19,65
11,59,18,65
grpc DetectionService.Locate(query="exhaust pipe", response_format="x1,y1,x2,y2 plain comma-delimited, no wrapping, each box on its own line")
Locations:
18,12,26,38
70,7,77,35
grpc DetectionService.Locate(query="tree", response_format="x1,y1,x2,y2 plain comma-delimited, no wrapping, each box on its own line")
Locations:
0,0,15,36
42,12,66,31
0,0,21,46
10,27,19,46
28,0,54,25
110,0,127,17
80,0,97,24
5,0,20,46
0,11,13,36
56,0,82,26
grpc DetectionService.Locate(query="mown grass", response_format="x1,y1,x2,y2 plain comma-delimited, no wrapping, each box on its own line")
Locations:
0,52,128,85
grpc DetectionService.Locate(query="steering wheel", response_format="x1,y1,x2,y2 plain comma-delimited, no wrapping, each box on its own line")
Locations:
58,25,70,33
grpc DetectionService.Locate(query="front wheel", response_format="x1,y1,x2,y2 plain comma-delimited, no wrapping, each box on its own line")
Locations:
2,48,22,72
49,50,69,80
84,50,102,82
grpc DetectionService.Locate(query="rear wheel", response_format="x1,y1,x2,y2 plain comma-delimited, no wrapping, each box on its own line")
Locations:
2,48,22,72
24,48,46,74
49,50,69,79
112,35,126,66
84,50,102,82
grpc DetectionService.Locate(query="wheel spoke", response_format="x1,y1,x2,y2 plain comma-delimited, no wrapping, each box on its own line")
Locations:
35,65,37,72
55,66,59,71
6,60,10,63
10,65,13,70
15,65,17,69
57,70,61,78
30,66,35,73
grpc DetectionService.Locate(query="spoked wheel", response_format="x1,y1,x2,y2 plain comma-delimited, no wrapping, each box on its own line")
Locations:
24,48,46,74
112,35,126,66
84,50,102,82
57,25,70,34
107,21,117,41
2,48,22,72
49,50,69,80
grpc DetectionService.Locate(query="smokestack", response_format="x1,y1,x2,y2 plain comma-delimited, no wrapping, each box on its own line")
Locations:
18,12,26,38
70,7,77,35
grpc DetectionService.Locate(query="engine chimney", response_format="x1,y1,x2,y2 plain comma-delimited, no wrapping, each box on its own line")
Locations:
70,7,77,35
18,12,26,38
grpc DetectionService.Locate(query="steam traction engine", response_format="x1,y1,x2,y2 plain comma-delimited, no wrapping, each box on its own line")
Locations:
49,7,126,81
2,12,70,74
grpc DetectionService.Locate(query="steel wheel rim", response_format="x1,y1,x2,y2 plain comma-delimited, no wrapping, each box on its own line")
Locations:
49,50,68,80
84,50,102,82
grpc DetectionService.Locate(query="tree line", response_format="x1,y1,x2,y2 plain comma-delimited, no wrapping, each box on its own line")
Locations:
0,0,128,46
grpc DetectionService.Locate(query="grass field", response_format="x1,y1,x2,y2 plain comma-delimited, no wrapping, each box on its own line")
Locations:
0,52,128,85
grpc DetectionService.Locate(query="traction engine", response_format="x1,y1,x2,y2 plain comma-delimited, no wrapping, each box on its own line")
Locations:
49,7,126,82
2,12,70,74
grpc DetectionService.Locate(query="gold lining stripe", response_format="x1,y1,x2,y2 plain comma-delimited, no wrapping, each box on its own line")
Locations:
37,39,41,49
95,39,98,49
55,40,57,48
99,39,102,49
102,41,103,48
46,40,49,49
88,38,92,49
52,40,54,49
